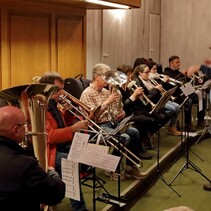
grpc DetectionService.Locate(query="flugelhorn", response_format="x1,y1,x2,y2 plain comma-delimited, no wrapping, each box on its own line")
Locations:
58,93,143,169
127,80,156,108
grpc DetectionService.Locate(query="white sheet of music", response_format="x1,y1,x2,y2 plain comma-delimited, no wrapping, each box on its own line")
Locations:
180,82,195,96
195,89,203,111
67,132,90,161
80,143,120,172
61,158,80,201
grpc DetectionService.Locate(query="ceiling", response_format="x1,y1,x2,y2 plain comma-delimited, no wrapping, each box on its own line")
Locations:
30,0,141,9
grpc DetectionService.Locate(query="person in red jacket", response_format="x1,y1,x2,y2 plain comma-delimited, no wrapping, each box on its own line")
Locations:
39,71,89,211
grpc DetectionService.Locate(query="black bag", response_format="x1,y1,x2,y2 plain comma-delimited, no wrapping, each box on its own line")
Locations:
64,74,91,99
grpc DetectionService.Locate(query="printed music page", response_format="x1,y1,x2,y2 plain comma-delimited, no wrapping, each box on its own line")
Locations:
180,82,195,96
80,143,120,172
61,158,80,201
67,132,90,161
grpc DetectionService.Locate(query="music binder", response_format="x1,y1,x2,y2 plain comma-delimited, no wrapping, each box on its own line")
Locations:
150,87,177,114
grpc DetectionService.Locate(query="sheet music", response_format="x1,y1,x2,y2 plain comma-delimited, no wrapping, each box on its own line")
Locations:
195,89,202,111
67,132,121,172
180,82,195,96
80,143,120,172
150,87,177,114
67,132,90,161
61,158,80,201
201,79,211,90
111,114,133,135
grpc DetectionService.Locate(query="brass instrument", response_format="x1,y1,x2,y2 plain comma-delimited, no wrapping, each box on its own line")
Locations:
191,73,204,84
61,90,101,120
0,84,58,171
149,77,166,94
127,80,156,108
159,74,183,86
58,92,143,168
149,77,176,101
102,70,127,119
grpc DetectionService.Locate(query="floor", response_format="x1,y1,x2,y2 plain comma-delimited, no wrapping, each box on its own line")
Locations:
53,108,211,211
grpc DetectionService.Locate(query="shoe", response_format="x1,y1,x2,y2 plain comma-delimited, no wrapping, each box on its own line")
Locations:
105,170,126,181
139,151,152,160
125,166,147,180
187,124,196,132
168,127,182,136
203,183,211,191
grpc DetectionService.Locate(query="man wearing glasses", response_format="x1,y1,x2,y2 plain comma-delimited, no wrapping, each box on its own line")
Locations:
0,106,65,211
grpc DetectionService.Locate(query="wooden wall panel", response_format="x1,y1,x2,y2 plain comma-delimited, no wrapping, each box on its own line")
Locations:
0,2,86,89
57,16,85,78
10,14,50,86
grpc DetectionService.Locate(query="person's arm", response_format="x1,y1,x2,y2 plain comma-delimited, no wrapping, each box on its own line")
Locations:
186,58,211,78
24,158,65,206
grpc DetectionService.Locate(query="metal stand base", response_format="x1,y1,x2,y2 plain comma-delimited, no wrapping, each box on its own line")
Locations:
156,128,181,197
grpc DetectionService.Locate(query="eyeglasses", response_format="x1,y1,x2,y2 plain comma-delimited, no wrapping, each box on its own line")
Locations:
143,71,150,74
16,121,28,127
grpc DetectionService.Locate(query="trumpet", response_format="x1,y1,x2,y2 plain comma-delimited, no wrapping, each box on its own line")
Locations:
127,80,155,108
58,92,143,169
159,74,183,86
191,74,204,84
149,77,176,101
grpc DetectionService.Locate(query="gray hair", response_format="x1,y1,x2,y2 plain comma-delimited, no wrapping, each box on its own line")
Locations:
92,63,111,80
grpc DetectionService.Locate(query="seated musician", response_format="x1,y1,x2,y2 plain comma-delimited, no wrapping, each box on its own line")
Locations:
39,72,89,211
147,61,182,135
80,63,146,180
116,64,153,158
132,64,179,135
163,55,206,131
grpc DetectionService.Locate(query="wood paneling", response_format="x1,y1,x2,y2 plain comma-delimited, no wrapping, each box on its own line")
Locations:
10,14,50,86
57,16,85,78
0,3,86,89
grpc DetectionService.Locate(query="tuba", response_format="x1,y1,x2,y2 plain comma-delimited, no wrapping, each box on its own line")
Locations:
0,84,58,171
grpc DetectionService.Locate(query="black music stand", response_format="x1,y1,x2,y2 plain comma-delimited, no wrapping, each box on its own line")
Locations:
169,83,211,187
88,117,135,211
151,87,181,197
195,79,211,144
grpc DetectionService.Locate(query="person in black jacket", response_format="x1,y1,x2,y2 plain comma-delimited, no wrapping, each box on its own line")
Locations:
0,105,65,211
164,55,206,131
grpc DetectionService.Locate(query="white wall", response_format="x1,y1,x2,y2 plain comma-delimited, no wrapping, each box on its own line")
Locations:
160,0,211,69
86,0,157,79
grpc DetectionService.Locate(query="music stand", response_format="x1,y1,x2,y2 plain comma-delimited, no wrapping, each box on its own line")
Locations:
151,87,181,196
89,116,135,211
169,81,211,186
195,79,211,144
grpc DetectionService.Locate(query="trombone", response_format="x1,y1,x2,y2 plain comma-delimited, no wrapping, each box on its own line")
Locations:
127,80,155,108
58,91,143,169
